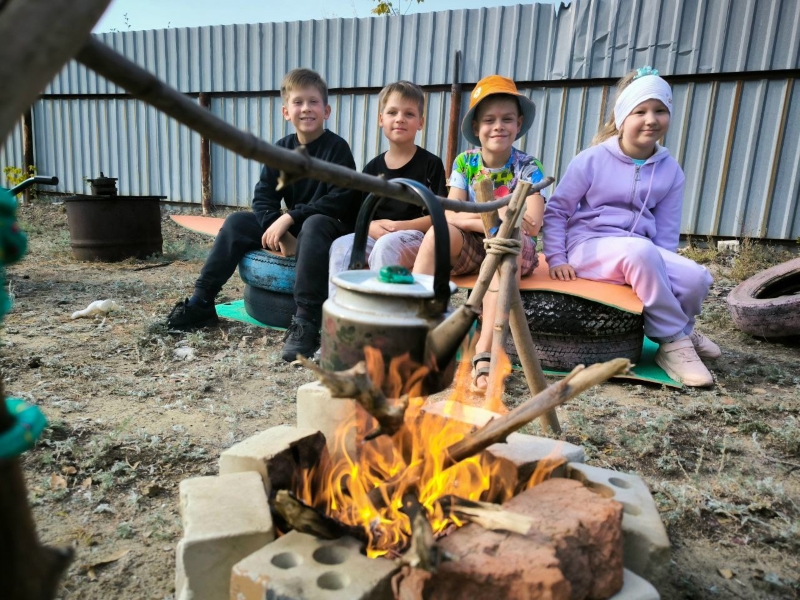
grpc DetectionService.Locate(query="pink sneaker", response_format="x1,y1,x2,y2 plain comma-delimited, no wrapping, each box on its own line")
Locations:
690,330,721,360
655,337,714,387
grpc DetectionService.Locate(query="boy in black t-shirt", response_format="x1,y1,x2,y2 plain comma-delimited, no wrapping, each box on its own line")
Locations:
328,81,446,295
166,68,359,361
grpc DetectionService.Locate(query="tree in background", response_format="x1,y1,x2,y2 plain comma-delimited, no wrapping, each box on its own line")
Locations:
372,0,425,16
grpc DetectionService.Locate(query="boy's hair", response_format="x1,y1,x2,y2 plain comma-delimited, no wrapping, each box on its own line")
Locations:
473,93,522,121
281,68,328,105
591,70,637,146
378,81,425,116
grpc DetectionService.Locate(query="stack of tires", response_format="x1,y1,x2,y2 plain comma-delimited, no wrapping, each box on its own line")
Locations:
238,250,297,328
505,291,644,371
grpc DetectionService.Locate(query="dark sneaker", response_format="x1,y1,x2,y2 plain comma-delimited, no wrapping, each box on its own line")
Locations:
281,317,320,362
166,298,218,330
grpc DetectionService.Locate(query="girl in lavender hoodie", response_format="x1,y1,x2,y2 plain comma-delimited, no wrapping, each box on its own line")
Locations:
542,67,719,387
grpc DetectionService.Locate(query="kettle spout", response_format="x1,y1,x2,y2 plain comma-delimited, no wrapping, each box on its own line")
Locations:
424,304,480,372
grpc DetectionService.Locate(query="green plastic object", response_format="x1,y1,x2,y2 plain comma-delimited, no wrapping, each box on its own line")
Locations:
0,398,47,459
378,265,415,284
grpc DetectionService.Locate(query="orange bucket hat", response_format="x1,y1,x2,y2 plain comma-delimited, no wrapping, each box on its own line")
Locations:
461,75,535,146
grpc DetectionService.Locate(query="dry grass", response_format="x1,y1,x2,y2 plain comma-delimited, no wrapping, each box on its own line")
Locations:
4,202,800,599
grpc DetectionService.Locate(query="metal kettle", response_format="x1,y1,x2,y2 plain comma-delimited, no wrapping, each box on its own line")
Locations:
320,179,479,396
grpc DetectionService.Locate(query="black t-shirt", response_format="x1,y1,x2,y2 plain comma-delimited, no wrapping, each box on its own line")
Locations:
362,146,447,221
251,130,359,229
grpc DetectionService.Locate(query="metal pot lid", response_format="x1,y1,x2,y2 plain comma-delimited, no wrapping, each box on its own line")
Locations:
332,269,456,299
87,172,118,184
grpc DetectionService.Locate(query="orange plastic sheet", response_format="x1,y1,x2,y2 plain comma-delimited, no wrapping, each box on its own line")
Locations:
451,253,643,315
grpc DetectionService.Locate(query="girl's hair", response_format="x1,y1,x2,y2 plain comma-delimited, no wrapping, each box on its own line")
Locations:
591,70,637,146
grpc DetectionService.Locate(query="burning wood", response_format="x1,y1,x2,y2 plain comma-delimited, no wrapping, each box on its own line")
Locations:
397,494,453,573
439,495,533,536
272,490,368,544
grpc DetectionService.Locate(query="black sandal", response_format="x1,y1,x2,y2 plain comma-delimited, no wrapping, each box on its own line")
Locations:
470,352,492,394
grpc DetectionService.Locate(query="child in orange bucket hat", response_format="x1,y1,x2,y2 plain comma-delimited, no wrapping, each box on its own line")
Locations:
413,74,547,394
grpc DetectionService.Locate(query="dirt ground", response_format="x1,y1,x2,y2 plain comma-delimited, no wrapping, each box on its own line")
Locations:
4,202,799,599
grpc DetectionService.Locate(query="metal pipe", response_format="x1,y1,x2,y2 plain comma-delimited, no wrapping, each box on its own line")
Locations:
198,92,212,214
22,108,33,204
445,50,461,177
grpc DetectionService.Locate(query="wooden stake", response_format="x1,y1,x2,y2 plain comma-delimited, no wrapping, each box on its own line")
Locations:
439,495,534,535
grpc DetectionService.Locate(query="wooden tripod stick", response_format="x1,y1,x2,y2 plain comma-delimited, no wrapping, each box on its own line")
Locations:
473,179,560,433
0,381,73,600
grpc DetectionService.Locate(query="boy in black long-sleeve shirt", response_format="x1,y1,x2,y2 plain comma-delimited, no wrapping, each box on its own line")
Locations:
167,68,359,361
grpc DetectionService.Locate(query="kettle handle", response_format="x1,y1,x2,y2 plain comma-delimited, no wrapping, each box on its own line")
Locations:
349,178,451,305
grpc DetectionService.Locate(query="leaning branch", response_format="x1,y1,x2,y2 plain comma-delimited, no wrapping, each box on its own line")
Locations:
75,38,551,212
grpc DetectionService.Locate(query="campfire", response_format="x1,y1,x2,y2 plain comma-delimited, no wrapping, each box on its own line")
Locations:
271,347,630,564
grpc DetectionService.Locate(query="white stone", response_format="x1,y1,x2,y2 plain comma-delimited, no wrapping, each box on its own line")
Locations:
297,382,358,459
610,569,660,600
567,462,670,584
717,240,740,253
219,425,325,496
176,472,274,600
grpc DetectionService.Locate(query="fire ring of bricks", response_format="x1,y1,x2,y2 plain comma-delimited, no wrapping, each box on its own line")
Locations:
175,383,669,600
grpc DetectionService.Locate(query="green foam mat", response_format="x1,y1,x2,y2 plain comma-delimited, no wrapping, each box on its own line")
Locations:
218,301,679,387
215,299,286,331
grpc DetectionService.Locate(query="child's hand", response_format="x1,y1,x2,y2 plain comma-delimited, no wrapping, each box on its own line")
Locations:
369,220,396,239
262,214,294,251
549,264,577,281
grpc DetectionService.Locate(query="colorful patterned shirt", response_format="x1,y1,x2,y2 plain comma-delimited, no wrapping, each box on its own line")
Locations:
448,147,546,202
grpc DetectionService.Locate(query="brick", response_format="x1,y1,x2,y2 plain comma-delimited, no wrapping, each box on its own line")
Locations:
610,569,660,600
485,432,586,489
176,472,273,600
297,382,358,459
219,425,325,497
397,478,623,600
397,524,570,600
505,478,624,600
230,531,398,600
567,462,670,585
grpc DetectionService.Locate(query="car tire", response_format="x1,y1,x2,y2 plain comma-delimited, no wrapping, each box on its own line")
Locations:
243,284,296,329
238,250,296,294
505,291,644,371
726,257,800,338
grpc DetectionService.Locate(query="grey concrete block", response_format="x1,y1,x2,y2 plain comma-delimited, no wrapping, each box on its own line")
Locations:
566,462,670,585
297,382,358,460
219,425,325,496
176,472,274,600
421,399,500,429
487,432,585,484
230,530,398,600
610,569,661,599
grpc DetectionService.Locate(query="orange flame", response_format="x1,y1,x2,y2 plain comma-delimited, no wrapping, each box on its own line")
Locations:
297,348,519,557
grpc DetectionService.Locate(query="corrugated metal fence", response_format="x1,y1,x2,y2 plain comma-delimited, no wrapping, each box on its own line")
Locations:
2,0,798,239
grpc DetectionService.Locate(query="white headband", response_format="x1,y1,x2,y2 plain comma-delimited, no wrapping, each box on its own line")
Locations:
614,74,673,129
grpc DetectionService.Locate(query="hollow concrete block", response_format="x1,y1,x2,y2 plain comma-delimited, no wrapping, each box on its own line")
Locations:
610,569,661,600
230,530,398,600
297,382,357,459
176,472,274,600
219,425,325,497
566,462,670,585
486,432,585,485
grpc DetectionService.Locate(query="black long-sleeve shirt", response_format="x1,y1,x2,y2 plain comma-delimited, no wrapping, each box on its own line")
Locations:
252,130,359,230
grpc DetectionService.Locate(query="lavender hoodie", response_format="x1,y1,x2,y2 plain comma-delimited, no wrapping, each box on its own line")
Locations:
543,136,685,268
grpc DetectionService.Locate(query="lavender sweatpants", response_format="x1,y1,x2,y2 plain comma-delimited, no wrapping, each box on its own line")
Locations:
328,230,425,298
568,237,713,343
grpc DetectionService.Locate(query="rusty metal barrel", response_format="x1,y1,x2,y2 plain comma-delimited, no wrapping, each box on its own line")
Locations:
64,194,164,262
